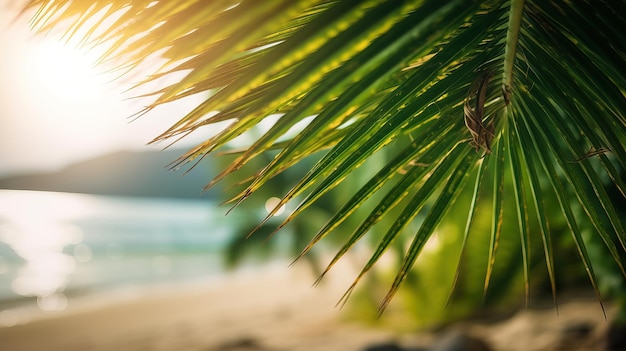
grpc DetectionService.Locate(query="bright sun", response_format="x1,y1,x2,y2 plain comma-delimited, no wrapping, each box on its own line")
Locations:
1,7,209,175
0,7,191,175
2,34,136,170
24,40,107,105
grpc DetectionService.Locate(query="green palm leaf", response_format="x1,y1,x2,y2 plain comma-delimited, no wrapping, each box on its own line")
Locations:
24,0,626,312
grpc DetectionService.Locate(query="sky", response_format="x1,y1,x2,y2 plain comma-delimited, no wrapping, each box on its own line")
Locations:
0,2,208,177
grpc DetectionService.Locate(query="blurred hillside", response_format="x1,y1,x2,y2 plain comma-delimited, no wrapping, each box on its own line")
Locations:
0,149,219,199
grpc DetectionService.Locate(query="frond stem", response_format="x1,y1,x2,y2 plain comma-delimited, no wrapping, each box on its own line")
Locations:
502,0,525,101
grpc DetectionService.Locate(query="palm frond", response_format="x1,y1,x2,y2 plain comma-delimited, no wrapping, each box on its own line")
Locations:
24,0,626,312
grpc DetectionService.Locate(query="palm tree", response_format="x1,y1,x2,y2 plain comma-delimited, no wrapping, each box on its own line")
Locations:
22,0,625,314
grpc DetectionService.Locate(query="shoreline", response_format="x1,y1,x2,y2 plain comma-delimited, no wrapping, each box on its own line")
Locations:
0,259,401,351
0,256,618,351
0,259,324,326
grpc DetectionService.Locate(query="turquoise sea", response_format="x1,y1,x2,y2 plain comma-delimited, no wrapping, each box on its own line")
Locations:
0,189,251,320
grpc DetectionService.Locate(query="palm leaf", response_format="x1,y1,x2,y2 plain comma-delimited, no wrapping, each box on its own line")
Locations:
24,0,626,312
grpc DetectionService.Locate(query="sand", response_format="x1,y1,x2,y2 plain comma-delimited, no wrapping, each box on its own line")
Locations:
0,259,617,351
0,261,399,351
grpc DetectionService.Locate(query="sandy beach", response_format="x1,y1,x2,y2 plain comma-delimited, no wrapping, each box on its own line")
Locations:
0,261,402,351
0,259,617,351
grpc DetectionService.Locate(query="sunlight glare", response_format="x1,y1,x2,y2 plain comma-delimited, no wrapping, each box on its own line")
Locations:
25,40,106,104
37,293,68,312
0,191,95,305
264,197,286,217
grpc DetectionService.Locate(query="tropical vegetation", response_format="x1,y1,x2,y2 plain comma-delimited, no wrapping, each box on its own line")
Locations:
22,0,625,316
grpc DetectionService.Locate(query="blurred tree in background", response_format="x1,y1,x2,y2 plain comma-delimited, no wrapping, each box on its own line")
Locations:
22,0,625,325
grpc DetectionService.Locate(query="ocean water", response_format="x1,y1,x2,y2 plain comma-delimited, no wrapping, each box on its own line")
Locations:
0,189,250,321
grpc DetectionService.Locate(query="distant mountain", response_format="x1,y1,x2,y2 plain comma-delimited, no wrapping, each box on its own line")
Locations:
0,149,220,199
